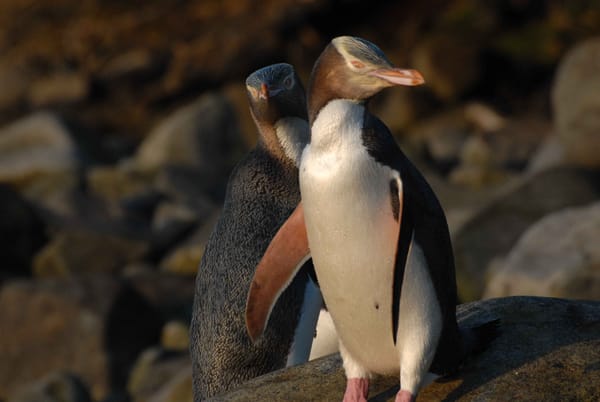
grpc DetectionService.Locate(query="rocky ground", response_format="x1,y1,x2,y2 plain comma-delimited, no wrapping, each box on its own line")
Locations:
1,1,599,401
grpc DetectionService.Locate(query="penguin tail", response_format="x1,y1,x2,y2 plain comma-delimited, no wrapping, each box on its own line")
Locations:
461,318,501,357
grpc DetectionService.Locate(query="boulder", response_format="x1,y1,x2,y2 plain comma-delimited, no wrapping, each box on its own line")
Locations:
127,271,196,322
412,33,481,101
128,348,190,402
552,37,600,167
453,166,600,301
28,72,89,107
484,202,600,300
7,371,91,402
133,93,244,183
211,297,600,401
0,113,81,214
0,276,163,400
0,185,47,279
33,229,148,278
161,321,190,352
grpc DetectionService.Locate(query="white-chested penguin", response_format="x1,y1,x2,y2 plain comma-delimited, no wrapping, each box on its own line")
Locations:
245,37,497,402
190,63,326,401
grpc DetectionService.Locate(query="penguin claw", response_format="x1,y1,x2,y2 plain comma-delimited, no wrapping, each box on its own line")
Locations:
395,390,415,402
343,378,369,402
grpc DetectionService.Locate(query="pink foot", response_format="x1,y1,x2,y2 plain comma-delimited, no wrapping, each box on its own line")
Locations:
343,378,369,402
395,389,415,402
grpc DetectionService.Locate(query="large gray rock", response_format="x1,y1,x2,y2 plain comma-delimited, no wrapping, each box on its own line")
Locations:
0,113,81,214
128,348,190,402
0,276,163,401
212,297,600,401
552,37,600,167
7,371,91,402
453,167,600,301
484,202,600,300
133,93,244,182
33,229,148,278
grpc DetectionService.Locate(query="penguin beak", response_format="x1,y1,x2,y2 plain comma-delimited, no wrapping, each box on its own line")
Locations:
368,68,425,86
259,83,269,100
259,83,284,100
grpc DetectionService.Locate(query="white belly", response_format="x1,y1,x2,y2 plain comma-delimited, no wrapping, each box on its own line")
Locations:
300,143,401,373
300,100,442,377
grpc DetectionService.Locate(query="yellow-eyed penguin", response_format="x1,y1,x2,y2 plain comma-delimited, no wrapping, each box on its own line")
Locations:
190,63,325,400
245,37,497,402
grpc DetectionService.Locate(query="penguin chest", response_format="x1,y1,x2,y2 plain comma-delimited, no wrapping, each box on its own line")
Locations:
300,144,400,372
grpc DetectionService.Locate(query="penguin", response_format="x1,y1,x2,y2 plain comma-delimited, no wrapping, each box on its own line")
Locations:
190,63,324,401
245,37,497,402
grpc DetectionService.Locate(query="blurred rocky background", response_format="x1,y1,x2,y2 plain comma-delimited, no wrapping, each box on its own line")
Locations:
1,1,599,401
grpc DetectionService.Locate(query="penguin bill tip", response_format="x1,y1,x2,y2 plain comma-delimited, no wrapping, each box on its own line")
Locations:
369,68,425,87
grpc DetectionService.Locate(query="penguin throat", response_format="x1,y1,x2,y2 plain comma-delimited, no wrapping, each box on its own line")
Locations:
274,117,310,166
310,99,366,152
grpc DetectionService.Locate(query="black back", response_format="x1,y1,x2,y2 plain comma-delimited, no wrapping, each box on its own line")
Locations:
362,111,463,374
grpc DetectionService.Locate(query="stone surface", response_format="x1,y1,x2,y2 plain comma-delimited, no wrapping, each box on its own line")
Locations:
161,321,190,351
28,72,89,107
0,276,163,400
7,371,91,402
33,229,148,278
0,113,81,213
134,93,244,181
412,33,480,101
212,297,600,402
484,202,600,300
128,348,190,402
0,184,47,279
552,37,600,167
453,167,600,301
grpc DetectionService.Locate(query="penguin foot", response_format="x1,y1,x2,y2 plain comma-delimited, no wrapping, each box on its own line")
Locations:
395,389,415,402
342,378,369,402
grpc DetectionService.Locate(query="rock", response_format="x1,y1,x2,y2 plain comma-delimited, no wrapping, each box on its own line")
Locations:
7,371,91,402
161,321,190,351
0,276,163,400
128,271,196,322
87,163,155,208
158,212,219,276
484,202,600,300
0,62,28,110
148,365,193,402
552,37,600,167
0,113,81,214
412,33,480,101
212,297,600,402
453,167,600,301
100,49,168,83
134,93,244,182
128,348,190,402
527,133,566,174
28,72,89,107
33,229,148,278
409,108,471,174
449,135,504,188
0,185,47,279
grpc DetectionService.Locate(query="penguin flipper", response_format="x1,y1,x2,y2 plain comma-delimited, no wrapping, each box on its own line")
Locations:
246,203,310,343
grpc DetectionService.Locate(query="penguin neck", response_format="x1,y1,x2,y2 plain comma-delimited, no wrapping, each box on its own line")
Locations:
255,116,309,167
309,99,366,152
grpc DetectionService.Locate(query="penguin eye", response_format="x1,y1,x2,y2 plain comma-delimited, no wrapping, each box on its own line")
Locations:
283,75,294,89
351,60,365,69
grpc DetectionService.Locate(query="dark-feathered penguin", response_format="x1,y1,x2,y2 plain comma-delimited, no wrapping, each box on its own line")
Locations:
190,63,325,400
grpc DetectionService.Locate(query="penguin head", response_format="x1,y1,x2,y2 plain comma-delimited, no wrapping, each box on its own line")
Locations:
308,36,424,118
246,63,307,126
